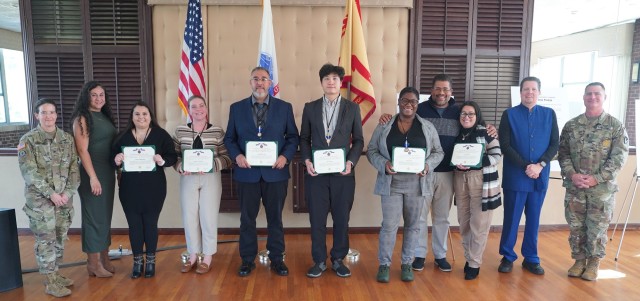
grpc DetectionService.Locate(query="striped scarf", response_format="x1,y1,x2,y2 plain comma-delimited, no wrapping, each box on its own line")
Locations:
474,126,502,211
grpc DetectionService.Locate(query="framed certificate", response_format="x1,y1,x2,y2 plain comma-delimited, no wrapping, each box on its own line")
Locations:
312,148,346,174
451,143,485,168
391,147,426,173
122,145,156,172
245,141,278,166
183,149,214,173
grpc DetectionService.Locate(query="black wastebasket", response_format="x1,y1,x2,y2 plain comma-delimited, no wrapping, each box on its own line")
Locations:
0,208,23,292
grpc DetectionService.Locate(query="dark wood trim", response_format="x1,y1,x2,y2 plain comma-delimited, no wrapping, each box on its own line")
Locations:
421,48,469,56
20,0,36,127
32,45,84,53
291,159,307,213
89,46,141,54
140,1,155,111
520,0,534,78
81,0,93,81
474,49,522,56
408,0,420,87
0,148,18,156
467,0,476,100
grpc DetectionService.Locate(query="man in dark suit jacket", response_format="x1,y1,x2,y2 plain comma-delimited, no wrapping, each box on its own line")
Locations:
224,66,299,277
300,63,364,278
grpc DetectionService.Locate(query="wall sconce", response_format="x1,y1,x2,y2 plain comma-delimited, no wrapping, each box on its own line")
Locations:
633,62,640,83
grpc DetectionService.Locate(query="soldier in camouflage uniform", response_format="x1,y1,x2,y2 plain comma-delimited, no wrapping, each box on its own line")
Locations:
18,98,80,297
558,82,629,281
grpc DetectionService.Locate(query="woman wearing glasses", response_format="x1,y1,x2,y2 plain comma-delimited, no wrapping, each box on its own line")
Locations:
367,86,444,283
452,101,502,280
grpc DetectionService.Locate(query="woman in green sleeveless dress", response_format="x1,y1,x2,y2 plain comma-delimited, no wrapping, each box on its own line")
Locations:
72,81,117,277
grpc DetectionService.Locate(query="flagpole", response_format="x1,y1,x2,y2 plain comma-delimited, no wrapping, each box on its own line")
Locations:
345,82,351,101
256,0,280,263
343,10,358,264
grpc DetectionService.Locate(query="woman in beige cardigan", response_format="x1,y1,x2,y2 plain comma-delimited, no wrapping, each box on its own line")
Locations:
174,95,232,274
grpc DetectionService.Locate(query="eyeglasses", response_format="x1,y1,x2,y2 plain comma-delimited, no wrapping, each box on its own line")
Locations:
399,98,419,106
460,112,476,118
432,87,451,92
251,77,271,83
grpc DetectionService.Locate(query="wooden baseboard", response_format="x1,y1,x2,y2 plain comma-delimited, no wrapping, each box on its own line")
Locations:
17,224,640,236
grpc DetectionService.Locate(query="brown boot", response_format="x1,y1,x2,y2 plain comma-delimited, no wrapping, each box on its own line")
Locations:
45,274,71,297
87,253,113,278
100,249,116,273
567,259,587,277
581,257,600,281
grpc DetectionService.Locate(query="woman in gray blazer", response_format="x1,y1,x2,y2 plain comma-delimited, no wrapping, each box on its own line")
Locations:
366,86,444,283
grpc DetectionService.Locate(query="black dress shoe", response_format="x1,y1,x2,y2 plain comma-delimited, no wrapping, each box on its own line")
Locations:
464,262,469,274
238,261,256,277
522,261,545,275
498,257,513,273
270,261,289,276
465,267,480,280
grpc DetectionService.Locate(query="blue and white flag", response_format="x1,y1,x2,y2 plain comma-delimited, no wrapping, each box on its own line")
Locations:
257,0,280,97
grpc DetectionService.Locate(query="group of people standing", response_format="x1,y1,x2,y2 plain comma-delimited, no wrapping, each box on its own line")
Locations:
374,75,501,282
17,65,629,297
496,78,628,283
18,79,238,297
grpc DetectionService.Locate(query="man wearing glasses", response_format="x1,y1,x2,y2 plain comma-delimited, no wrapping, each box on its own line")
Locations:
224,66,299,277
410,74,460,272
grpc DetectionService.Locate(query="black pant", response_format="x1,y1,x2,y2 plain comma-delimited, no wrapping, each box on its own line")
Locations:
123,209,162,255
237,179,288,262
306,175,355,263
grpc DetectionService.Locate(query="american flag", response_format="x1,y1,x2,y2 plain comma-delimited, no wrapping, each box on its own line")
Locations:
178,0,206,117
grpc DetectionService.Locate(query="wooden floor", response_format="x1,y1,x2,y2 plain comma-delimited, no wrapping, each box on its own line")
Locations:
3,230,640,301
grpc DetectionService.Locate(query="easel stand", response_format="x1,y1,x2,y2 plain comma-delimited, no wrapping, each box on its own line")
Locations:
610,168,638,261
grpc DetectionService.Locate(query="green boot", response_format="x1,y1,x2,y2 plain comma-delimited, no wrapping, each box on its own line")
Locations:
567,259,587,278
401,264,414,282
376,265,390,283
45,274,71,298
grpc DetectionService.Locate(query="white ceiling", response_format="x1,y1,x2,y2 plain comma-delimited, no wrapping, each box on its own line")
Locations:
0,0,638,40
532,0,640,41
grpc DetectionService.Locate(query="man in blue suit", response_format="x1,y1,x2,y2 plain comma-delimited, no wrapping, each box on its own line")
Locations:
498,76,559,275
224,67,299,277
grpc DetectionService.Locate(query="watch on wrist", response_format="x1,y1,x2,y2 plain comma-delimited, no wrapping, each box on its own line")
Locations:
539,161,547,168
